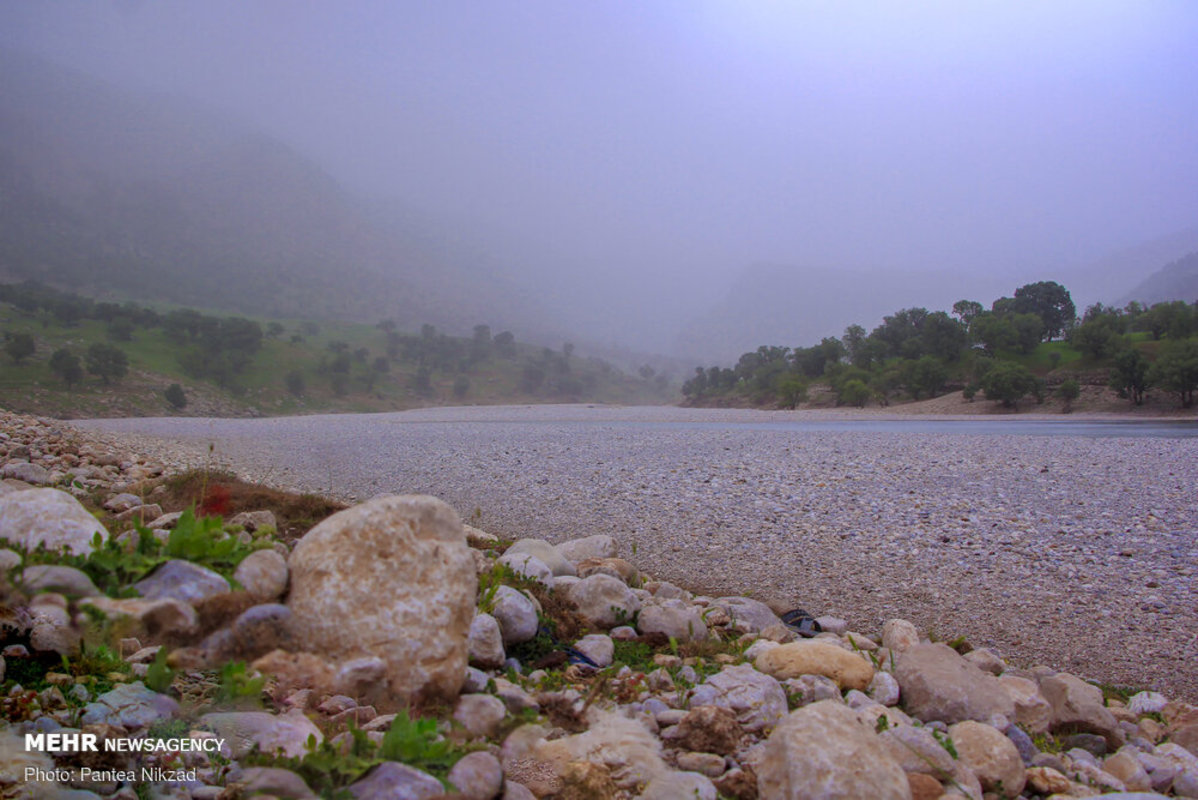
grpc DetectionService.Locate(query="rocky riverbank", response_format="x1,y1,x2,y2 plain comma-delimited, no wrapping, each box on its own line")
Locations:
73,406,1198,704
3,408,1198,798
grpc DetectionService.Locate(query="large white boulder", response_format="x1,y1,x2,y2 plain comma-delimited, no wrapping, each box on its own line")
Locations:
286,495,477,709
0,488,108,556
758,700,912,800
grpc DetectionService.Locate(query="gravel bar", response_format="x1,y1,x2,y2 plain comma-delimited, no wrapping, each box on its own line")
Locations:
74,405,1198,700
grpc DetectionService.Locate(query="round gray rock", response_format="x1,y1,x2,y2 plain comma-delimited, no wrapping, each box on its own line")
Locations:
0,488,109,555
504,538,576,577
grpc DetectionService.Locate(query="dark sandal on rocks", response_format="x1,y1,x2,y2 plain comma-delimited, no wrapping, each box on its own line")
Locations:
780,608,822,638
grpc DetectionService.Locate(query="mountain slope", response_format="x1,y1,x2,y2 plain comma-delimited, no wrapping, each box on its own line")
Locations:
0,50,557,339
1118,251,1198,306
673,263,1014,364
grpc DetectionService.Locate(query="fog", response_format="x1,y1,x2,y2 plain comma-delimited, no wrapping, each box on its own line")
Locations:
3,1,1197,361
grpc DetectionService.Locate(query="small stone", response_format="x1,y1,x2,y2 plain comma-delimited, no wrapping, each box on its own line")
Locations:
494,677,539,713
201,708,323,759
576,557,639,583
868,671,901,706
104,493,142,512
2,461,51,485
468,613,506,669
1128,691,1169,716
224,603,293,660
566,574,640,629
317,695,357,715
758,700,911,799
881,619,920,653
815,616,849,635
906,772,942,800
573,634,614,668
82,681,180,730
238,767,318,800
1062,732,1108,757
638,599,709,642
334,656,387,700
462,667,489,694
949,719,1026,796
145,511,184,529
348,761,444,799
998,675,1052,734
0,548,20,571
490,586,539,645
689,663,787,734
962,647,1005,676
675,751,726,777
755,640,874,690
556,534,617,564
505,539,577,577
454,693,509,738
1040,672,1122,748
710,597,784,632
30,603,80,655
1105,748,1153,792
1026,765,1071,794
497,552,554,584
133,559,230,604
0,488,109,555
19,565,100,597
114,503,163,524
639,771,717,800
1005,724,1039,765
671,705,742,754
448,750,504,800
895,642,1014,725
233,549,289,600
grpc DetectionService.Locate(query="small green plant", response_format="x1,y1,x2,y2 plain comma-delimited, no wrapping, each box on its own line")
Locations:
476,562,540,613
875,714,890,733
610,639,655,672
19,507,265,597
215,661,265,708
611,606,639,628
248,713,471,797
144,717,190,742
380,711,456,768
931,728,958,759
145,648,175,694
1030,730,1065,754
506,628,558,666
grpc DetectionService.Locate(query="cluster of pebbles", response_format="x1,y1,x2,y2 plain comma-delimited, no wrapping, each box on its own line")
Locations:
4,425,1198,798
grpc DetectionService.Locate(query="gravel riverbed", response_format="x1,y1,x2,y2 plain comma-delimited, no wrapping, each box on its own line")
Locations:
74,405,1198,700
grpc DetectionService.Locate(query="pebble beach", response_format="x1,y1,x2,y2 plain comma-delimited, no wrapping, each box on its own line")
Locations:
74,405,1198,701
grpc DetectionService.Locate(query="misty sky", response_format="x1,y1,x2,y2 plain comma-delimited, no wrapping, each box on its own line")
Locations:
3,1,1197,354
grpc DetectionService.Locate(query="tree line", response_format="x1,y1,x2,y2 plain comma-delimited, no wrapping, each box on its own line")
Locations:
0,281,659,405
683,280,1198,410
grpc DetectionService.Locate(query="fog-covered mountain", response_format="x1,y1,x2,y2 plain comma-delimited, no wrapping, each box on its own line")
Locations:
672,264,1016,363
675,226,1198,364
1120,251,1198,306
0,50,560,340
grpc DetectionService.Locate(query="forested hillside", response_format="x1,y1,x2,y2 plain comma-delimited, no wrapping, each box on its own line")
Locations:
0,282,675,418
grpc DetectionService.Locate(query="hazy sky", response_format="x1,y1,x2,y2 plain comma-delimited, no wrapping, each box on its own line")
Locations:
3,1,1197,353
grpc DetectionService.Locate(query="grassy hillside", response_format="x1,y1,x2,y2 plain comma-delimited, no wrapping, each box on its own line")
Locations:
0,284,676,418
